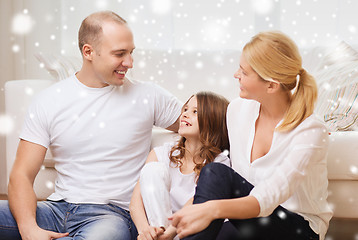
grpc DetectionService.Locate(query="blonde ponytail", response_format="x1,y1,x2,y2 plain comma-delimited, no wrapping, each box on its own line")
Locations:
276,69,318,131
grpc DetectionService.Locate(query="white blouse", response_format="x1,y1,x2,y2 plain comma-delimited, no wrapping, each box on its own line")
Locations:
227,97,333,239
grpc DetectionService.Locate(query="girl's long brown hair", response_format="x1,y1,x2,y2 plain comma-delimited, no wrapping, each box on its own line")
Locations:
169,91,230,176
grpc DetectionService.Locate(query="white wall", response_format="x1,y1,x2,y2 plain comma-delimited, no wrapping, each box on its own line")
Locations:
0,0,62,193
0,0,15,194
1,0,357,194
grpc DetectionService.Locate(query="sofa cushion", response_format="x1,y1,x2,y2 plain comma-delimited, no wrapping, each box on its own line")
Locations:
314,42,358,131
34,53,82,81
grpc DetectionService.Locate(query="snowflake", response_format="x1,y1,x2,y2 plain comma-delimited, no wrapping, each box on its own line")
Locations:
46,181,54,190
195,61,203,69
25,87,34,96
129,14,137,23
277,210,287,220
178,71,188,80
151,0,171,15
251,0,274,15
11,12,35,35
96,0,108,9
12,44,20,53
350,165,358,175
223,149,229,156
202,22,227,45
325,235,333,240
99,122,106,128
0,114,14,135
348,25,357,33
138,60,146,68
259,217,270,226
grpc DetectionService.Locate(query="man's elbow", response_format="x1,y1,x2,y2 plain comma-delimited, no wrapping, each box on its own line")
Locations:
8,169,33,193
166,118,180,132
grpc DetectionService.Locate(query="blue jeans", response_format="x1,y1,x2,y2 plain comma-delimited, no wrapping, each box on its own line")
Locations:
0,200,137,240
183,163,319,240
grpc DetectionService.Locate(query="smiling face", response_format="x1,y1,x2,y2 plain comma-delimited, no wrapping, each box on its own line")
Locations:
89,21,135,87
234,55,269,101
178,96,200,140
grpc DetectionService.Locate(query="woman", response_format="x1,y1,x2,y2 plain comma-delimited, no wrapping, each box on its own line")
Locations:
170,31,333,240
130,91,231,240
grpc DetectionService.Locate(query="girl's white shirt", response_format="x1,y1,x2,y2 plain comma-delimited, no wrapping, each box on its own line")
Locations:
227,97,333,239
154,142,231,213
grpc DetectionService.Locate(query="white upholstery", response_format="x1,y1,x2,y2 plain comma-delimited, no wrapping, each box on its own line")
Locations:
325,132,358,218
4,79,358,219
326,131,358,180
327,181,358,218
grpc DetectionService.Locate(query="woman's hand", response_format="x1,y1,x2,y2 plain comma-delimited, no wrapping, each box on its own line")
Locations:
169,202,215,239
137,226,164,240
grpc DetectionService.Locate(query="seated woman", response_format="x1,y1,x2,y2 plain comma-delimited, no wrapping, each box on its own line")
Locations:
170,31,333,240
130,91,231,240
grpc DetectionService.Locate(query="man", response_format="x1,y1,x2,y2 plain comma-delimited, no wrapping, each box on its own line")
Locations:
0,11,181,240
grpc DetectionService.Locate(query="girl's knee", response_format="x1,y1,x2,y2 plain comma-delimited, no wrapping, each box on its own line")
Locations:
140,162,170,183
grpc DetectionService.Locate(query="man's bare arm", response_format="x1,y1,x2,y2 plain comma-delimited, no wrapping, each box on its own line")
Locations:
165,117,180,132
8,139,68,239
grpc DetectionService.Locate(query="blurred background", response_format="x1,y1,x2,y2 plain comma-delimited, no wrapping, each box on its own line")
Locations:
0,0,357,200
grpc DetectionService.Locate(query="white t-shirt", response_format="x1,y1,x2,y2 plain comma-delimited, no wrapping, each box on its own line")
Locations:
154,142,231,213
227,97,333,239
20,74,182,210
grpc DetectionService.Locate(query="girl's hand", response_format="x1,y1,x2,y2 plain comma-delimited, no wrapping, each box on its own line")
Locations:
137,226,164,240
157,225,177,240
169,202,215,239
157,232,174,240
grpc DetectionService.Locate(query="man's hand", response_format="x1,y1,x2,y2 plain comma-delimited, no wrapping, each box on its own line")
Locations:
20,225,69,240
169,202,214,239
137,225,164,240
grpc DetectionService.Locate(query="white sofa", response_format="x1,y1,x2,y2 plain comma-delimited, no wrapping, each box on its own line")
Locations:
4,78,358,220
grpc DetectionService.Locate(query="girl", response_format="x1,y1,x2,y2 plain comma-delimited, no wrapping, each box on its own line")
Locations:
130,91,231,240
170,31,333,240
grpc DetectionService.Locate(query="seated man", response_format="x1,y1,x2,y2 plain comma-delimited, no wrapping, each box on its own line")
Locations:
0,11,181,240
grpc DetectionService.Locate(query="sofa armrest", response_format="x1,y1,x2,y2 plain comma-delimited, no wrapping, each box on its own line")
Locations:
151,127,180,149
5,79,57,182
327,131,358,180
